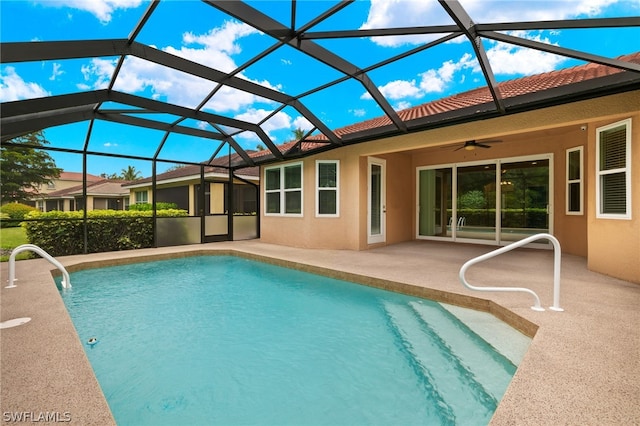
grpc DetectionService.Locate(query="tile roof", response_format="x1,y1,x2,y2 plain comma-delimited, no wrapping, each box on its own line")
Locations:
47,179,130,197
331,52,640,136
249,52,640,159
58,171,102,182
127,153,259,186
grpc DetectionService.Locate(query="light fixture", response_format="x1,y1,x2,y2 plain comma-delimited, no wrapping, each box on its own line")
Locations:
464,144,475,151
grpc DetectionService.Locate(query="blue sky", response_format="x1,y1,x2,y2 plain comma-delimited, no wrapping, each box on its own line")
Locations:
1,0,639,177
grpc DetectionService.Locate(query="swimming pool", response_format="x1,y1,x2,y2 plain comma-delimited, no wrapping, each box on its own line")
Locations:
60,255,530,425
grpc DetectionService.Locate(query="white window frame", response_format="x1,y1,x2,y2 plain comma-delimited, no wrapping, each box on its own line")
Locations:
315,160,340,217
566,146,583,215
264,162,303,217
596,118,632,220
135,190,148,204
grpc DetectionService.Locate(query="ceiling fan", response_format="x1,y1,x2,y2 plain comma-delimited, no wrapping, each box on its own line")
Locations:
453,139,502,151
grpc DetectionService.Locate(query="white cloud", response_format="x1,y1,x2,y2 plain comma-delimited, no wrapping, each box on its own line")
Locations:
103,142,118,147
361,0,445,47
80,58,116,89
362,0,628,47
78,20,279,112
362,53,475,104
393,101,412,111
37,0,145,24
0,66,50,102
349,108,367,118
379,79,423,99
482,31,567,75
234,108,293,141
49,63,64,81
420,53,475,92
292,116,313,131
176,21,259,71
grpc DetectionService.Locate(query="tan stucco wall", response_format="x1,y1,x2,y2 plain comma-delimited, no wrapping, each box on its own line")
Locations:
410,125,590,256
587,113,640,283
259,90,640,282
261,151,361,249
356,153,414,250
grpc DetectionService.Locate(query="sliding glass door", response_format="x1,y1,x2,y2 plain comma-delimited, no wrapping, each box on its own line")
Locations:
500,159,550,242
417,155,551,246
457,164,497,242
418,168,452,237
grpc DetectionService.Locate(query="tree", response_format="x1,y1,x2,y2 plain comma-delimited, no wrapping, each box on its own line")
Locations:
293,127,306,140
120,165,141,181
1,131,62,204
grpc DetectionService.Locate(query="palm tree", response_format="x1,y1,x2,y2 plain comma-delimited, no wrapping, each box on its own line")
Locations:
120,165,141,181
293,127,305,140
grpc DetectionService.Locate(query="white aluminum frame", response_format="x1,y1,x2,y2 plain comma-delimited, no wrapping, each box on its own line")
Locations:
596,118,632,220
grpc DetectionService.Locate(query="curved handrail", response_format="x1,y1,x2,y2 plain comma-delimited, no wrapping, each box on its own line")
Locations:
459,233,563,312
7,244,71,289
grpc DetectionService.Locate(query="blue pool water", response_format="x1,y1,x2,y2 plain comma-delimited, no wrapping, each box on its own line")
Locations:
60,255,526,426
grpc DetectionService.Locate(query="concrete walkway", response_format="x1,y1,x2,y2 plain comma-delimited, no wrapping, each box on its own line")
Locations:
1,240,639,425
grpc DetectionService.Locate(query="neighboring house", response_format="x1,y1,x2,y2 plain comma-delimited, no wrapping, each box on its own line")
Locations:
122,159,259,243
44,179,131,212
122,161,259,216
256,53,640,284
29,171,102,211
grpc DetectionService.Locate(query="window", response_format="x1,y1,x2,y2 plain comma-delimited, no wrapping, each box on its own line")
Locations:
596,119,631,219
47,181,55,189
264,162,303,216
566,146,583,215
135,190,148,204
316,160,339,217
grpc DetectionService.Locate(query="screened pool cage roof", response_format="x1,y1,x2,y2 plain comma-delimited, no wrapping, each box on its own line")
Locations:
2,0,640,171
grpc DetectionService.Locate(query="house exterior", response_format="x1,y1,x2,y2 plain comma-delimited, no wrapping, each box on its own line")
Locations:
28,171,102,211
44,179,131,212
122,161,259,243
122,163,259,215
257,55,640,284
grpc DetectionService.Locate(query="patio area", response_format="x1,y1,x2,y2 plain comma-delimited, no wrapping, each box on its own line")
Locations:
1,239,639,425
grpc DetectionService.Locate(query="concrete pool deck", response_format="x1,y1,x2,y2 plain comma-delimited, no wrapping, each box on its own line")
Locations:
1,240,639,425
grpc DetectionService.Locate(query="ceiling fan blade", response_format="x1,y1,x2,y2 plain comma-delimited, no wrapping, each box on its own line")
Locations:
453,145,465,151
476,143,492,148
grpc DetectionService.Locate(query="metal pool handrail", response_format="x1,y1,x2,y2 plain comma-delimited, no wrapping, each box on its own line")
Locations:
6,244,71,289
459,233,563,312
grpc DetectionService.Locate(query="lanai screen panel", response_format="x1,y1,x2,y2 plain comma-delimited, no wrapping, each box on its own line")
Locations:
1,0,639,172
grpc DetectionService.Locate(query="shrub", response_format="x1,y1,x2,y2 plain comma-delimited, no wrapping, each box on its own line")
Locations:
128,202,178,211
0,203,38,228
23,209,187,256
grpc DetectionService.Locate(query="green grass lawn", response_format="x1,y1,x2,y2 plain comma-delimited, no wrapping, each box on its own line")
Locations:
0,227,30,261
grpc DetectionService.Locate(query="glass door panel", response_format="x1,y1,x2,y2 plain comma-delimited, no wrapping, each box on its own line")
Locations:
500,159,549,243
457,164,497,241
418,168,452,237
368,158,386,244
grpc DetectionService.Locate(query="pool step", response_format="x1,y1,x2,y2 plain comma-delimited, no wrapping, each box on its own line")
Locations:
408,301,516,401
438,303,531,366
383,302,496,425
